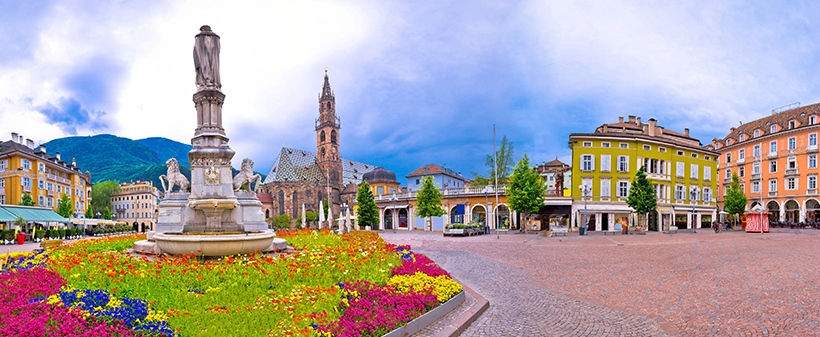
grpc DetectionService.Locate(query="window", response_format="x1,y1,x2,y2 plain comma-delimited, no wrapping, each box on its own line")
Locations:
739,134,745,142
753,145,760,157
581,155,594,171
600,155,611,172
677,162,686,178
675,185,685,200
741,183,745,193
692,153,698,158
789,120,796,129
739,149,745,160
753,162,760,174
600,179,611,197
643,145,651,150
739,166,744,177
705,155,711,160
788,157,797,169
581,179,592,196
47,198,53,208
618,181,629,197
788,137,796,150
583,141,592,147
787,177,797,190
620,143,628,148
811,134,818,147
377,186,384,195
602,142,610,148
22,177,31,187
21,159,30,170
770,140,777,154
390,187,395,194
618,156,629,172
677,150,684,156
659,147,666,153
704,166,711,181
752,181,760,193
703,187,712,202
415,179,419,184
691,163,699,179
726,153,732,163
770,160,777,173
38,179,43,189
810,176,817,190
0,159,6,170
771,125,777,133
38,196,44,206
38,163,44,172
726,140,731,146
754,130,760,137
811,155,817,169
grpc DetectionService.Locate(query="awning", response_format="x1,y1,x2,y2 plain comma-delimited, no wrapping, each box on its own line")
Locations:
0,207,16,222
1,205,70,223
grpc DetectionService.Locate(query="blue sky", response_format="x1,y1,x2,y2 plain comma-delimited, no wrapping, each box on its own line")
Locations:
3,0,820,182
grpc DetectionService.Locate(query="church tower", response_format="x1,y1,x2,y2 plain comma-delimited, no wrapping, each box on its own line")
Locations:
316,71,343,194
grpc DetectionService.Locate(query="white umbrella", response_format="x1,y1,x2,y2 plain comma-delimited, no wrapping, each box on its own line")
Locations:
318,200,325,229
301,204,306,228
345,207,352,233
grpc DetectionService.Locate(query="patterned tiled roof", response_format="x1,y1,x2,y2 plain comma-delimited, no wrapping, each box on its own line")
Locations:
262,147,377,185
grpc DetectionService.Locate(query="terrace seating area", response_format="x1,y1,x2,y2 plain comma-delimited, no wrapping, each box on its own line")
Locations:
769,221,820,229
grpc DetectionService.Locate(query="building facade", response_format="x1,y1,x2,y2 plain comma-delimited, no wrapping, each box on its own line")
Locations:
713,103,820,223
405,164,467,191
534,158,572,196
112,181,160,231
569,116,719,232
1,133,91,216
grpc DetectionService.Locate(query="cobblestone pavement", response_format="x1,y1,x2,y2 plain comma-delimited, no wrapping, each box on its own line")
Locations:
382,229,820,337
412,286,477,337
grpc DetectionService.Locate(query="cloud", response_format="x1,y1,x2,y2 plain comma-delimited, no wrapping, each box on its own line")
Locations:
35,97,106,135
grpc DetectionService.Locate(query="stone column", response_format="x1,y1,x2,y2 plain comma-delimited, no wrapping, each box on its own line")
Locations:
378,208,384,230
595,213,602,231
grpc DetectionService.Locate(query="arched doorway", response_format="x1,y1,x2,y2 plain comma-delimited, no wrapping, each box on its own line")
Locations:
785,200,800,222
749,201,761,210
140,222,145,232
398,209,408,228
806,199,820,222
496,204,510,229
472,205,487,226
449,206,464,224
766,201,780,223
384,209,393,230
132,221,138,232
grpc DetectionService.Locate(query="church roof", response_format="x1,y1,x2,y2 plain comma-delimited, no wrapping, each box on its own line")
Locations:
263,147,377,185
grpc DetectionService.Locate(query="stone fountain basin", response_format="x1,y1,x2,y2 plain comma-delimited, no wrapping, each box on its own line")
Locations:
154,230,276,257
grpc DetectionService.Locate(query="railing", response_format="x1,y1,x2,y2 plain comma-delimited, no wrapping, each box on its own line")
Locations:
374,185,510,201
751,173,761,180
23,185,32,192
647,173,671,181
0,187,4,195
46,173,56,180
809,145,818,153
56,177,70,184
769,191,778,197
808,189,817,195
768,152,778,158
737,158,745,164
47,190,54,197
786,168,799,176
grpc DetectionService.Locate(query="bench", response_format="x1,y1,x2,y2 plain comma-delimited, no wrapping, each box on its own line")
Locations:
603,230,619,235
39,239,63,249
550,228,569,236
0,248,9,271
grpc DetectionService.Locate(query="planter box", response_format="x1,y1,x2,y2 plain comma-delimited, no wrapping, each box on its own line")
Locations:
382,290,466,337
444,229,466,236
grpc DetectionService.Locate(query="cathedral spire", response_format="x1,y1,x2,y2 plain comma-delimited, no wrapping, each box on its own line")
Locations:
320,70,334,100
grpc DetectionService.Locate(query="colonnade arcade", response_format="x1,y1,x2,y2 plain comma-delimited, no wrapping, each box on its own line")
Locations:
744,198,820,223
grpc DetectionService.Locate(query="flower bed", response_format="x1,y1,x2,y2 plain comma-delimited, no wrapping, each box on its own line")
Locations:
3,229,461,336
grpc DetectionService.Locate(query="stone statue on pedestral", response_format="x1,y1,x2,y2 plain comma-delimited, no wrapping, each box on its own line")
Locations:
194,25,221,90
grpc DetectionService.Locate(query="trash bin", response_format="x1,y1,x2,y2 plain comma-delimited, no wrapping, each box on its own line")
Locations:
579,226,587,235
484,225,489,234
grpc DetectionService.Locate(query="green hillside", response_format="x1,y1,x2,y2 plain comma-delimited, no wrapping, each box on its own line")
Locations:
136,137,192,167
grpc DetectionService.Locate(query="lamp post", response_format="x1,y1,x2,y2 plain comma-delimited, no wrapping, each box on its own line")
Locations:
690,186,698,233
483,186,491,234
579,184,591,235
760,177,764,235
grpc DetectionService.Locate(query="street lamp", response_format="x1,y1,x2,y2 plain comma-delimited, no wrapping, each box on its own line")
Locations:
390,193,397,234
483,186,491,235
579,184,591,235
689,186,698,233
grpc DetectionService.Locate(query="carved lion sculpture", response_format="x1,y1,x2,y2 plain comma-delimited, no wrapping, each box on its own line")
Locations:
233,158,262,192
159,158,190,193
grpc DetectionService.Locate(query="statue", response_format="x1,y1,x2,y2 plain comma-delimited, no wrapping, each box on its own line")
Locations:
194,25,221,90
160,158,190,193
233,158,262,192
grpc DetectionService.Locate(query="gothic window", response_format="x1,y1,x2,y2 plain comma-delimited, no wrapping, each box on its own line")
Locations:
292,192,299,218
306,191,311,203
265,209,270,218
331,130,337,144
321,148,326,159
278,190,285,216
320,131,325,142
326,102,331,110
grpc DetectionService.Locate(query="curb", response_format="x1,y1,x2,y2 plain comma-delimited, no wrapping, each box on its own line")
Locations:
434,281,490,337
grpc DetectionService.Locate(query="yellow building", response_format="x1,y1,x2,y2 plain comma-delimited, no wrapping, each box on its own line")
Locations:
112,181,160,231
569,116,719,232
0,132,91,215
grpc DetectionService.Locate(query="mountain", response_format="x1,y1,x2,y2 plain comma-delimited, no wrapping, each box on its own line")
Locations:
43,135,265,188
136,137,192,167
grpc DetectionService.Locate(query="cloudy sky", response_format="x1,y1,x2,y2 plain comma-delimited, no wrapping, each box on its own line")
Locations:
3,0,820,181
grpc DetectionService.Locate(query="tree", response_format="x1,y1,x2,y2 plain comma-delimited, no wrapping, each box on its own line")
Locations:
56,193,74,218
322,198,329,219
506,154,546,234
470,172,490,186
102,206,112,220
273,214,293,230
18,193,35,206
415,176,445,231
626,166,657,231
724,173,748,228
85,205,94,219
356,181,379,228
485,135,515,185
91,180,120,215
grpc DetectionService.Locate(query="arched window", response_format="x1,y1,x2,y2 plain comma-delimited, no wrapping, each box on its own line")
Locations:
278,190,285,216
321,148,326,159
292,192,299,218
326,102,331,110
306,191,311,203
265,209,270,218
330,130,337,144
320,131,326,142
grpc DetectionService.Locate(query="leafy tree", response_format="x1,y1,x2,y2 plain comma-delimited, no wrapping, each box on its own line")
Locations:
273,214,293,230
415,176,445,230
724,173,748,228
506,154,545,233
322,198,329,220
85,205,94,219
91,180,120,215
626,166,657,231
356,181,379,228
485,135,515,185
470,172,490,186
18,193,35,206
305,211,316,222
102,206,112,220
56,193,74,218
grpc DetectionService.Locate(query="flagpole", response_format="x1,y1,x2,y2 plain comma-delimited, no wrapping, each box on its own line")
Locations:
495,124,499,240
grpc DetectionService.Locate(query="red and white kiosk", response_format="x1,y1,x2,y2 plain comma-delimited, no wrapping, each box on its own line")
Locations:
745,209,770,233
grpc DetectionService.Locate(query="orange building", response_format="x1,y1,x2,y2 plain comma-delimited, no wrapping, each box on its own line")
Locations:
714,103,820,223
0,132,91,216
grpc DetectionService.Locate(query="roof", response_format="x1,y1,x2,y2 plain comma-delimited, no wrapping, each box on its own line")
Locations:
341,183,358,194
716,102,820,145
0,140,91,180
542,158,568,167
405,164,466,180
256,193,273,203
262,147,378,185
1,205,70,223
362,166,397,183
0,207,16,222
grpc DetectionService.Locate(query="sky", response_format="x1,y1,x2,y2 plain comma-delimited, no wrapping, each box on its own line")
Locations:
3,0,820,182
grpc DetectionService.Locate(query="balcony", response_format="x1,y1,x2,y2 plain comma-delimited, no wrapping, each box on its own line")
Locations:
785,168,799,176
751,173,761,180
23,185,31,193
374,185,510,202
769,191,778,197
45,173,56,180
808,189,817,195
647,173,671,181
737,158,745,164
768,152,778,158
0,187,4,195
809,145,818,153
47,190,54,197
56,177,70,184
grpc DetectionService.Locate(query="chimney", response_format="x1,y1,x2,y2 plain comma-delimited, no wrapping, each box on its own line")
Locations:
628,115,636,123
11,132,18,143
618,117,624,123
685,128,690,136
729,127,735,134
38,145,46,153
648,118,657,136
602,125,608,133
637,117,642,126
17,134,23,144
56,152,61,161
26,138,34,149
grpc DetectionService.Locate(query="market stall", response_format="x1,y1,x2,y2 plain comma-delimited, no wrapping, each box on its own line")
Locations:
745,210,770,233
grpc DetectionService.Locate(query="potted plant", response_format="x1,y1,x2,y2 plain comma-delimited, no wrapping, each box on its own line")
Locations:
2,230,12,245
36,229,45,242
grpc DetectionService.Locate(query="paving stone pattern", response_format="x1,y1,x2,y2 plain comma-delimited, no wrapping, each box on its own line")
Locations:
412,287,477,337
383,229,820,337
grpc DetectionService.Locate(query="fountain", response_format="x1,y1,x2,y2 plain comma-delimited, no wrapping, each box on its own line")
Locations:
134,25,284,257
